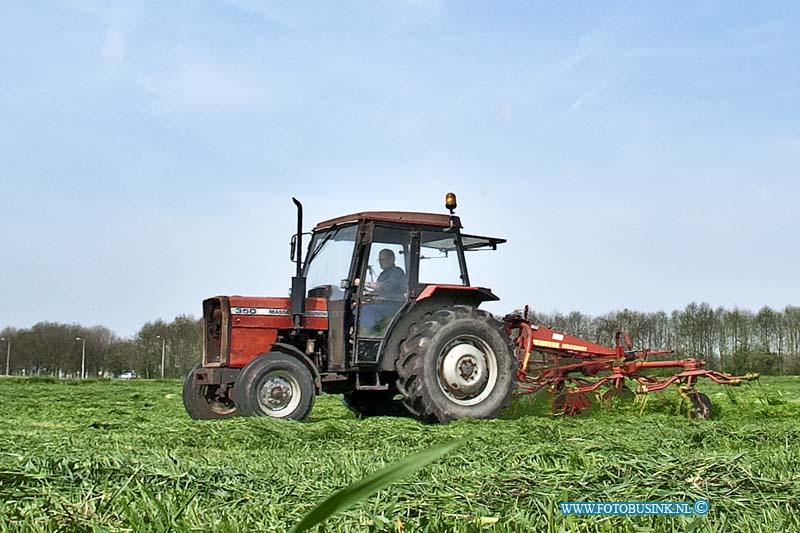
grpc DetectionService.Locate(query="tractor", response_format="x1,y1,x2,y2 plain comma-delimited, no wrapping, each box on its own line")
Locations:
183,193,517,423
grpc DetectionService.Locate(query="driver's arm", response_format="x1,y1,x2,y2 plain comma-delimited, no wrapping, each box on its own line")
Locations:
354,278,378,291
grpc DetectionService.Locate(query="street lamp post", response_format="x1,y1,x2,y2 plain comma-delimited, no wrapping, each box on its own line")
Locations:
75,337,86,379
0,338,9,376
156,335,166,379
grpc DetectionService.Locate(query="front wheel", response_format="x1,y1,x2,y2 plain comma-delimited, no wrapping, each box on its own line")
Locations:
183,364,238,419
235,353,316,420
396,305,517,423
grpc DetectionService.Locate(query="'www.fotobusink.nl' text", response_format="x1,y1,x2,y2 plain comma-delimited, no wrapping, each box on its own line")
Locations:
559,500,709,516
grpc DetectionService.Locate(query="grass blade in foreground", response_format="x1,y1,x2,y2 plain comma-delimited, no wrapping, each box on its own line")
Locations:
291,437,468,532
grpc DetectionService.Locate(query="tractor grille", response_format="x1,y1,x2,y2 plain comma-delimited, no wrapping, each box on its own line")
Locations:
202,298,228,366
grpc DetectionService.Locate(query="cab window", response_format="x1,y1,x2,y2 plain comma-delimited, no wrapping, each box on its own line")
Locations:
304,225,357,300
418,230,463,285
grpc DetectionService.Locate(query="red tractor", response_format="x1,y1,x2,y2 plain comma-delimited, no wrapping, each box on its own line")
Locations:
183,193,517,423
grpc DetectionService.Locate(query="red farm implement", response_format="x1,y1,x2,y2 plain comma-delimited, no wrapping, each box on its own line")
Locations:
504,306,759,418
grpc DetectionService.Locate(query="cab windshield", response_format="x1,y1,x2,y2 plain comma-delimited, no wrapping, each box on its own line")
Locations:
304,225,357,300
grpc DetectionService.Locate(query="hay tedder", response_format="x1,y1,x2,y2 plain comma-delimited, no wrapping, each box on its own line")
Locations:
504,308,757,418
183,193,757,423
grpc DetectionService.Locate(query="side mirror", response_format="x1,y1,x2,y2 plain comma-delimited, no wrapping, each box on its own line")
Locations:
340,279,350,289
290,234,297,261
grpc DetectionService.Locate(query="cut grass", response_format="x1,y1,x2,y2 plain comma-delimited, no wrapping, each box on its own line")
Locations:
0,376,798,531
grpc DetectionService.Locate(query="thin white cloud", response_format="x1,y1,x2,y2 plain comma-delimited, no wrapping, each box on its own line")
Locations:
137,50,275,114
620,40,797,60
102,23,126,65
223,0,448,32
731,21,785,40
772,137,800,154
56,0,139,67
429,27,605,127
220,0,304,31
389,0,446,12
378,0,448,20
567,81,612,115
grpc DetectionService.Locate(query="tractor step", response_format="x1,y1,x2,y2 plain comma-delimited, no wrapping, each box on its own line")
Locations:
355,372,389,391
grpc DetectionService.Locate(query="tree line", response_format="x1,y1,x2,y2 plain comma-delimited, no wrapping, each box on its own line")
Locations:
0,315,202,379
1,302,799,379
526,303,800,375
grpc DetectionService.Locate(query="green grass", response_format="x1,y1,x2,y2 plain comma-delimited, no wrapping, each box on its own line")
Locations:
1,376,799,532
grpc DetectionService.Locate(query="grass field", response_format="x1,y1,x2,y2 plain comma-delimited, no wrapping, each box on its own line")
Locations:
1,376,798,532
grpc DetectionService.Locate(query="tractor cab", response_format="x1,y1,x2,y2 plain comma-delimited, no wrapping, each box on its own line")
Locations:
300,209,505,369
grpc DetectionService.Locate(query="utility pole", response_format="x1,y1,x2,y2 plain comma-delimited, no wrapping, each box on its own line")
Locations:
0,337,9,376
156,335,166,379
75,337,86,379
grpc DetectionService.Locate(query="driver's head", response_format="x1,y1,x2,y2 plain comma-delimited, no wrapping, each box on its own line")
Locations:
378,249,396,270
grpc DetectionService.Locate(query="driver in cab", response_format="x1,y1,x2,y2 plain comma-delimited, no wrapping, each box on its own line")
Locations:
365,249,406,299
357,249,407,336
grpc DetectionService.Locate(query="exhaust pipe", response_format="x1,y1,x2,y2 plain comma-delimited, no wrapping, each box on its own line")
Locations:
290,197,306,329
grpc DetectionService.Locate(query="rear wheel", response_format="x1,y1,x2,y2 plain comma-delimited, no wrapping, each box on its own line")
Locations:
235,353,316,420
396,305,517,423
342,389,413,418
183,364,237,419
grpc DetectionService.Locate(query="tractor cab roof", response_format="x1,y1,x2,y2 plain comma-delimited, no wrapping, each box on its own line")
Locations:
314,211,460,231
313,211,506,251
423,233,506,251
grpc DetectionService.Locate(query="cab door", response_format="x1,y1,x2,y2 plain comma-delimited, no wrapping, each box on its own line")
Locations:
353,225,412,364
302,224,359,371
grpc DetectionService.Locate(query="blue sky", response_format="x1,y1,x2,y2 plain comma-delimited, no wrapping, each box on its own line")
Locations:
1,1,798,337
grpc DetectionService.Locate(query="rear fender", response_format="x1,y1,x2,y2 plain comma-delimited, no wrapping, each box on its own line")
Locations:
415,284,499,305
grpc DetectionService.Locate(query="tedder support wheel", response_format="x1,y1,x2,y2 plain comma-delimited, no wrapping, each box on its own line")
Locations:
235,353,316,421
396,305,517,423
183,363,238,419
342,389,413,418
682,391,712,420
552,390,592,416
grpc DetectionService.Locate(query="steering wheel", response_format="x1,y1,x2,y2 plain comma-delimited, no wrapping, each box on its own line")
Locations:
352,265,377,305
361,283,377,304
